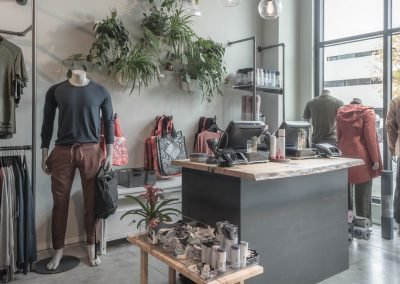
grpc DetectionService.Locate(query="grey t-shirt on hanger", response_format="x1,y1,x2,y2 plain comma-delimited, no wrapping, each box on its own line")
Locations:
40,80,114,148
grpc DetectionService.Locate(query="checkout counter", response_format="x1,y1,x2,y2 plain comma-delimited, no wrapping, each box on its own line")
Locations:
173,120,363,283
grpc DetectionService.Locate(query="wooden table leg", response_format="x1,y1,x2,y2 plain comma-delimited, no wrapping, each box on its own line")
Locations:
168,267,176,284
140,249,148,284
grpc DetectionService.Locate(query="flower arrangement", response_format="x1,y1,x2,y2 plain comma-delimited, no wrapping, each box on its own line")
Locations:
120,185,180,242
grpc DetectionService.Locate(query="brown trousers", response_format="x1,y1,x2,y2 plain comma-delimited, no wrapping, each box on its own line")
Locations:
46,143,103,250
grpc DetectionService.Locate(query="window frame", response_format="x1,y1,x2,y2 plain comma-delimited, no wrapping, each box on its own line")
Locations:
315,0,400,174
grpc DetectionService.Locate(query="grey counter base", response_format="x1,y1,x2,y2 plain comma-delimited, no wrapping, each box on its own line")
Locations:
182,168,349,284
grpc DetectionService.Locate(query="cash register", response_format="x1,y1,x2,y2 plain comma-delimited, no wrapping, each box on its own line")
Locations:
209,120,269,167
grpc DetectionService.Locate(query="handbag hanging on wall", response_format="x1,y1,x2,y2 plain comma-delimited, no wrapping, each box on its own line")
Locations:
145,115,187,177
100,113,129,166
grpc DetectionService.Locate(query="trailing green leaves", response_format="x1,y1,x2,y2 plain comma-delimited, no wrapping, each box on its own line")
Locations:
115,43,160,94
183,38,226,102
62,2,226,100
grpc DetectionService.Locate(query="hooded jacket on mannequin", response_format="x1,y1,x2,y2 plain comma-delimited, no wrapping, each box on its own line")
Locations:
336,104,382,184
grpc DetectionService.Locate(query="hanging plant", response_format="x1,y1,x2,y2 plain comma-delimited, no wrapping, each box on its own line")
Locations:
62,1,227,101
182,38,226,102
114,43,160,94
88,9,131,73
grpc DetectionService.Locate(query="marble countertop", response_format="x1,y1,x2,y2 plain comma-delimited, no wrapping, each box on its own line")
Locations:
172,157,364,181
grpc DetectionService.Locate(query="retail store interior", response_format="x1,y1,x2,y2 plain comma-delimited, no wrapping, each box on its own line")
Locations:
1,0,400,283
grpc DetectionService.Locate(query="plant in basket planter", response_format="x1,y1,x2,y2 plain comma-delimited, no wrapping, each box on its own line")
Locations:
181,37,226,102
120,185,180,244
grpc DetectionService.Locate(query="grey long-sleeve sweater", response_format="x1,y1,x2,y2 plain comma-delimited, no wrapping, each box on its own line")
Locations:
41,80,114,148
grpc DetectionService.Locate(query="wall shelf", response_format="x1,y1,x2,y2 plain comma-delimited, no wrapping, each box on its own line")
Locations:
233,85,284,95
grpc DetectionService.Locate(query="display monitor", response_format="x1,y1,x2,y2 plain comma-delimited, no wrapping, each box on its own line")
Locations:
218,121,265,151
278,121,311,149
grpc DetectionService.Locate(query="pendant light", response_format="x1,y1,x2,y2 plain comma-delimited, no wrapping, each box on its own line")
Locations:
220,0,242,7
182,0,201,16
258,0,282,19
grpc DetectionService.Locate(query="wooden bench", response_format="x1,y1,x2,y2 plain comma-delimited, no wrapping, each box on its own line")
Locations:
127,235,264,284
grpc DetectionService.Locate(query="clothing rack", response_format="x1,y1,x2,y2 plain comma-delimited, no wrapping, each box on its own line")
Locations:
0,1,37,201
0,145,33,151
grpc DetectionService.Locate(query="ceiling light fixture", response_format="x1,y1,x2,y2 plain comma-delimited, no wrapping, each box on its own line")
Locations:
220,0,242,7
182,0,202,16
258,0,282,19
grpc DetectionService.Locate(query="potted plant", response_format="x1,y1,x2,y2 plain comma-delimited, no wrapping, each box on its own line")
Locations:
181,37,226,102
114,43,160,94
120,185,180,244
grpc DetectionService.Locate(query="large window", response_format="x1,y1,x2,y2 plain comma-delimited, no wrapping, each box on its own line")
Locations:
316,0,399,202
324,0,383,41
394,0,400,28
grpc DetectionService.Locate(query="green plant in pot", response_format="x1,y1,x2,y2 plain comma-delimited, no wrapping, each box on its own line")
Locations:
88,9,131,73
120,185,180,244
114,43,160,94
143,1,195,64
182,37,226,102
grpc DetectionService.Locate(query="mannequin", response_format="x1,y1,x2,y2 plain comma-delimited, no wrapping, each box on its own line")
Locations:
336,98,382,222
303,89,344,145
41,69,114,270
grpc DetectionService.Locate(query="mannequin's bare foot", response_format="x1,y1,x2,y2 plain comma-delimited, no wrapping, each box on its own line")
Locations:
47,248,63,270
88,244,101,266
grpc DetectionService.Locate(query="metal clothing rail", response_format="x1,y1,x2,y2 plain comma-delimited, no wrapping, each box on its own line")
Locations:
0,145,33,151
0,1,37,200
0,25,32,36
227,36,257,121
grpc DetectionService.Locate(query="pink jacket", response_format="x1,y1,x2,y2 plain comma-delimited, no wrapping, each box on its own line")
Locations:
336,104,382,184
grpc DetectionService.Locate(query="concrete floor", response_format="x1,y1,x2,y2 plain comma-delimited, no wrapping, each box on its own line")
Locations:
10,226,400,284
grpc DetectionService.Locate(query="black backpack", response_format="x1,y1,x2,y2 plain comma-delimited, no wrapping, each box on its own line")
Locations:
95,168,118,219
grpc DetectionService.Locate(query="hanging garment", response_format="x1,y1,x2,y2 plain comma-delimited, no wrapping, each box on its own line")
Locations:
22,155,36,273
0,38,28,139
336,104,382,184
194,130,222,156
10,158,24,269
0,155,36,281
193,117,222,155
0,165,16,282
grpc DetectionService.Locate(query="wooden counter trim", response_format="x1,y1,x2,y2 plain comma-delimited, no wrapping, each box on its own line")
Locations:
172,158,364,181
127,235,264,284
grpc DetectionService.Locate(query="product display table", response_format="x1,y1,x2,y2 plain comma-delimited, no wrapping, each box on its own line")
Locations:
127,235,264,284
172,157,363,284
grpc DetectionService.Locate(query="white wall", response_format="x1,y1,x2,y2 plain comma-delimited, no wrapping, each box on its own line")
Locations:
0,0,262,250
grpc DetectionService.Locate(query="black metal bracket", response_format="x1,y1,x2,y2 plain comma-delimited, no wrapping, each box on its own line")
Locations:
257,42,286,122
227,36,257,121
0,25,32,36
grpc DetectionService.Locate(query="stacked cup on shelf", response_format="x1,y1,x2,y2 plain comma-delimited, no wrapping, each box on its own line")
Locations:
236,68,280,88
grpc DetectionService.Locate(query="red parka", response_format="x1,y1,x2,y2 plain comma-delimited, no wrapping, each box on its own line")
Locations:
336,104,382,184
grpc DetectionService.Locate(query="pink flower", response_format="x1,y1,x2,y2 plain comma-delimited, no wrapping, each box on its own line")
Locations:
148,217,160,228
141,185,163,208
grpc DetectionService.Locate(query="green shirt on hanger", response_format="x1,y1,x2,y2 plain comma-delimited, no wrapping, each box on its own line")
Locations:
0,37,28,139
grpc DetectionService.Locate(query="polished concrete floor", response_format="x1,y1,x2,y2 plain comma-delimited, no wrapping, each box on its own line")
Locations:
10,226,400,284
